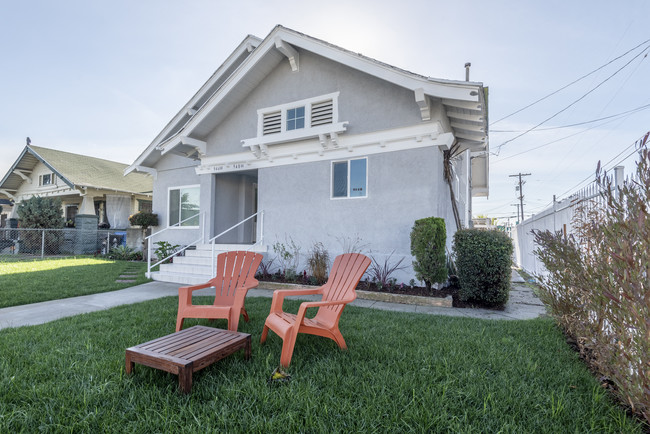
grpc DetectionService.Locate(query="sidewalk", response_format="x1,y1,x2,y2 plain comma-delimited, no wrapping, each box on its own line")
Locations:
0,269,546,330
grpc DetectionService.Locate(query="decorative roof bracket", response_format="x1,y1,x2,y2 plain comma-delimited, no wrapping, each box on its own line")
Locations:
13,169,32,184
275,38,299,72
414,88,431,121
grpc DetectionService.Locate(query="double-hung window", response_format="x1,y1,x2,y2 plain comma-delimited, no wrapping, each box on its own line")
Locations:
331,157,367,199
168,185,200,227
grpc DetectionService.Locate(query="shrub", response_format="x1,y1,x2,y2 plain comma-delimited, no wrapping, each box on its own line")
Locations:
272,237,300,275
154,241,180,264
534,144,650,424
17,197,65,253
307,242,330,284
107,245,137,261
410,217,447,291
128,212,158,229
453,229,513,307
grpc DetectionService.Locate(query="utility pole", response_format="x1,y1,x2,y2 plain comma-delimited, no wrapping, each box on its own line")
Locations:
509,173,531,221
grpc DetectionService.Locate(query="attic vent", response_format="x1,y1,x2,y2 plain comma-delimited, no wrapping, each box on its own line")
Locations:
310,99,333,126
263,111,282,135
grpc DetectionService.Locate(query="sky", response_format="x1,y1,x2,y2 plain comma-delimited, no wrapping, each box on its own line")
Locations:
1,0,649,223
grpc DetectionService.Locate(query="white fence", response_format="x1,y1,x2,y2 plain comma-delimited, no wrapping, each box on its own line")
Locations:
513,167,624,277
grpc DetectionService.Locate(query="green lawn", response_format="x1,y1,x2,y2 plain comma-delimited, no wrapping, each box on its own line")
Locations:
0,257,149,308
0,296,643,432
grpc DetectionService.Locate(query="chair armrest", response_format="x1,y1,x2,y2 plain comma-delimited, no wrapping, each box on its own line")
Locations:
293,298,354,326
269,288,323,313
178,282,211,293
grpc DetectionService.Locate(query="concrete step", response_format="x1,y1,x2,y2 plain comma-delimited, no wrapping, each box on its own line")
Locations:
159,262,212,276
151,244,268,286
150,271,210,286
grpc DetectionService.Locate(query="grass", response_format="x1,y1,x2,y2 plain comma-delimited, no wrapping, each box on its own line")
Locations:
0,296,644,432
0,257,149,308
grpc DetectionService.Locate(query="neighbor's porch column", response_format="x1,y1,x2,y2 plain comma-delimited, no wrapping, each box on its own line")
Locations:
75,191,99,254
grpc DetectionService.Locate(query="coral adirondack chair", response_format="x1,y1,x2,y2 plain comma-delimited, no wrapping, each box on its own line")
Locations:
260,253,371,367
176,250,263,332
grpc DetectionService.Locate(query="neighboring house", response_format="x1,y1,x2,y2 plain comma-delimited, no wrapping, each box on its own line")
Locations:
126,25,489,284
0,145,153,240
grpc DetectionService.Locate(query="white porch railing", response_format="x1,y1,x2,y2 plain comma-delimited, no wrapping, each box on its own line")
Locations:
145,210,264,279
208,210,264,278
145,212,205,278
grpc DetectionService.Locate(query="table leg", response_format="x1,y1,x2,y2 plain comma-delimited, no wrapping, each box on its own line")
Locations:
125,352,134,374
244,335,252,360
179,365,193,394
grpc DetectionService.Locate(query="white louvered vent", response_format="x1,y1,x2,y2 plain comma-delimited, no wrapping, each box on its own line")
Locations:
310,99,333,126
263,111,282,135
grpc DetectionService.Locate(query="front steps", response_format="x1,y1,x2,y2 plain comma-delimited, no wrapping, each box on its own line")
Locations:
150,243,268,285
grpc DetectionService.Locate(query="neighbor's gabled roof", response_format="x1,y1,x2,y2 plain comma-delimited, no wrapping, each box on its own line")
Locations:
0,145,152,201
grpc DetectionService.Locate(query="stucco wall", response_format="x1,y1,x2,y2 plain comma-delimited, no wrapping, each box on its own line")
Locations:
150,153,202,246
258,146,453,284
205,49,444,156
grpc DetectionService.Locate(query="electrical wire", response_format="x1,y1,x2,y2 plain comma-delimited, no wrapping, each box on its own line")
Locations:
492,115,630,164
490,103,650,133
495,45,650,154
490,38,650,125
555,131,649,199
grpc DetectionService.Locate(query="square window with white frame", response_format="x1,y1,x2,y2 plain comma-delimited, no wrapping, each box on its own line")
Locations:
286,106,305,131
331,157,367,199
168,185,200,227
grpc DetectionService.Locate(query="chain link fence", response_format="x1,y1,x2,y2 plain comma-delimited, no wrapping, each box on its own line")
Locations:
0,228,137,259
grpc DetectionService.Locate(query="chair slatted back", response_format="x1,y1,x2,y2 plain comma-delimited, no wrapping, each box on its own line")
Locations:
315,253,371,326
209,251,263,301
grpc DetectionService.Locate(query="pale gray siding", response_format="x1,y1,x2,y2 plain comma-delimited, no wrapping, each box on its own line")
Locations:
150,154,201,246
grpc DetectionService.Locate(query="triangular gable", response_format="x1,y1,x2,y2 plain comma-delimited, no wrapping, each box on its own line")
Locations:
127,25,487,175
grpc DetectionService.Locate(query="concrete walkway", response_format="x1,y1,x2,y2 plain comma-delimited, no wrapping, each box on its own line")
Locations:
0,269,546,331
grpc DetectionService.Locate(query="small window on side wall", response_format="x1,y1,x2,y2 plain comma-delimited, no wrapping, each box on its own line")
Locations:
331,158,367,199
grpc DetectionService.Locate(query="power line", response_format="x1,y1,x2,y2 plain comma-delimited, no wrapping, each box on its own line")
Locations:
490,103,650,133
492,115,629,164
491,38,650,125
556,130,650,200
495,45,650,154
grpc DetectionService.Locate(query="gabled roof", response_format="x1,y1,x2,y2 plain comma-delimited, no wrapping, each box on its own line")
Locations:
127,25,488,176
0,145,152,201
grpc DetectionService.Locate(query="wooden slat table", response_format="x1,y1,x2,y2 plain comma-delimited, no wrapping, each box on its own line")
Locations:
125,325,251,394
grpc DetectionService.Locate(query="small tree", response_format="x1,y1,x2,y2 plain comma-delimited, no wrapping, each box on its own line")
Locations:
17,197,65,253
410,217,447,291
129,211,158,261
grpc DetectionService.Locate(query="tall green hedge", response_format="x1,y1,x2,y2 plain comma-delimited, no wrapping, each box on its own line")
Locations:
453,229,513,307
410,217,447,290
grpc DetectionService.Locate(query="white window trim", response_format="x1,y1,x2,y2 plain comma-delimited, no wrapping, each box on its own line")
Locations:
255,92,339,136
330,157,368,200
167,184,200,229
38,172,57,188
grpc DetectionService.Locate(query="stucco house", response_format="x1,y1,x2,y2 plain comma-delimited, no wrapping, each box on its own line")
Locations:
0,145,153,241
127,25,488,284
